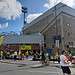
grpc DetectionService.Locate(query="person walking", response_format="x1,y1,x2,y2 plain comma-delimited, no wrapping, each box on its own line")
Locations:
41,50,46,64
60,50,71,75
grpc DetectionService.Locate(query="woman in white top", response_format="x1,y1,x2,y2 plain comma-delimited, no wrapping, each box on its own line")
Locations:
60,50,71,75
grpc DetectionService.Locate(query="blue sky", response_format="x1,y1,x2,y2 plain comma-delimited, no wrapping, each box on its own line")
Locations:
0,0,47,34
19,0,47,13
0,0,75,34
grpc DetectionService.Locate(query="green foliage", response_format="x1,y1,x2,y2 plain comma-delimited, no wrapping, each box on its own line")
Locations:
0,36,4,46
70,48,75,56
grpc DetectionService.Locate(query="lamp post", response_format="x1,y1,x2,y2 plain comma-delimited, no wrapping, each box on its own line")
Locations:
54,4,60,48
22,7,27,25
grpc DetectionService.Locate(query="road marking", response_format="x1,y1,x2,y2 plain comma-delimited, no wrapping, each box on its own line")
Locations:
25,70,59,74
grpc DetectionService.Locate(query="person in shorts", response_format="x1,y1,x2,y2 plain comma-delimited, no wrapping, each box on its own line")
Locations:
60,50,71,75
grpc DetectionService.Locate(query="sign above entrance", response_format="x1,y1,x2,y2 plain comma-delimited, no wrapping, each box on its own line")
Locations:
20,45,32,50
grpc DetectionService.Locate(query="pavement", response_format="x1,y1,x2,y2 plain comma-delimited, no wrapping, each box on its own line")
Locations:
0,59,41,66
0,59,75,68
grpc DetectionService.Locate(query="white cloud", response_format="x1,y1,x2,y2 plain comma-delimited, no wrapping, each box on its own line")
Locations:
27,13,42,23
27,0,75,23
0,0,22,20
0,22,9,29
44,0,75,9
62,0,75,7
44,3,50,9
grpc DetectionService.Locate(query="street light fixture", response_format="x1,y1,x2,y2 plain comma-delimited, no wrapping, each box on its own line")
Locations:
22,7,27,25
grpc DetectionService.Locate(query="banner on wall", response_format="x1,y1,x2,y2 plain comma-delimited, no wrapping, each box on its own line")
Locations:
55,40,59,48
20,45,32,50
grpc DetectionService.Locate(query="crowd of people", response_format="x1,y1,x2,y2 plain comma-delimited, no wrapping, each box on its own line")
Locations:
0,45,75,75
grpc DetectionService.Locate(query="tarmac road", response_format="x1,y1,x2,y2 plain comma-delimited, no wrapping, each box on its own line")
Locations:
0,61,75,75
0,62,61,75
